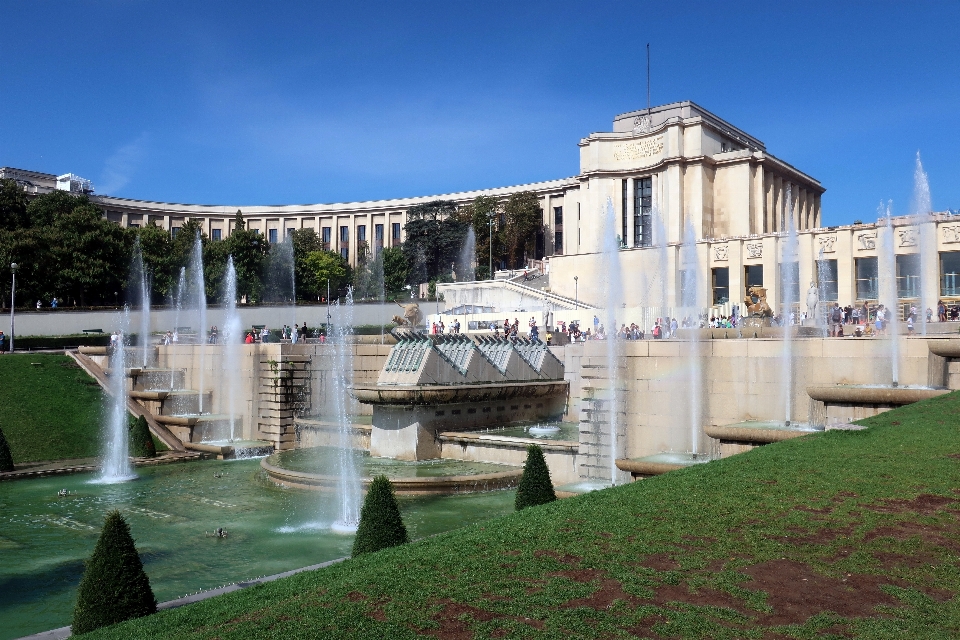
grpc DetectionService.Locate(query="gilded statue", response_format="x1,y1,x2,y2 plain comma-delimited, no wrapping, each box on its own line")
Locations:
744,285,773,318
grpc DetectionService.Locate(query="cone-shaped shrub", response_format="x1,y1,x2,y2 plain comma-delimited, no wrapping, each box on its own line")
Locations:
515,444,556,510
129,415,156,458
352,475,408,557
72,510,156,634
0,426,13,472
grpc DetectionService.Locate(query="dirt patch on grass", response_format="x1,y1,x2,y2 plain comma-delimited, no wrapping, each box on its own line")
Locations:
780,521,859,545
534,550,580,565
872,550,942,570
550,568,606,583
869,493,959,515
564,578,642,610
422,600,543,640
641,553,681,571
864,521,960,552
652,582,750,613
740,559,901,625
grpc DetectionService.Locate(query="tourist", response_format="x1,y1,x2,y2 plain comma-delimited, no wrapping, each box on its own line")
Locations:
36,300,41,309
0,331,6,353
245,332,254,344
907,314,915,335
260,326,270,343
302,321,309,338
209,326,219,344
830,303,843,337
926,307,934,324
51,297,58,308
670,317,678,338
875,305,885,336
939,300,947,323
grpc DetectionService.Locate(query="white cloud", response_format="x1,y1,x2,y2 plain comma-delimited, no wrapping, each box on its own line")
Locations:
98,133,150,195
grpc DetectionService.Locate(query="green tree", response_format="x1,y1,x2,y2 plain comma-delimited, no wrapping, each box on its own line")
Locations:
225,227,268,303
502,191,543,269
304,250,348,298
515,444,556,510
401,200,469,285
135,223,174,303
0,178,29,230
458,195,500,279
0,426,13,472
50,204,131,306
128,416,156,458
352,475,408,557
291,229,324,301
25,189,88,228
72,510,157,634
381,246,409,297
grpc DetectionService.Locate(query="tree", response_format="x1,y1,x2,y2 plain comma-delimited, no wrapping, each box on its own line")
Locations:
49,204,131,306
401,200,469,285
0,178,29,230
381,246,409,297
458,195,500,279
225,227,268,303
502,191,543,269
72,510,157,634
291,229,324,301
136,223,174,303
0,426,13,472
129,416,155,458
352,475,408,557
26,189,88,228
304,250,348,298
515,445,556,510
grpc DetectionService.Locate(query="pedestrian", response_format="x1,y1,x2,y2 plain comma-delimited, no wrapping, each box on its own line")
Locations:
51,297,58,308
0,331,6,353
244,332,254,344
36,300,41,309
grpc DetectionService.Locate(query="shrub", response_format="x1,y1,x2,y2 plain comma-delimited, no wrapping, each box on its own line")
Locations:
352,475,408,557
515,444,556,510
72,510,157,634
129,415,156,458
0,426,13,471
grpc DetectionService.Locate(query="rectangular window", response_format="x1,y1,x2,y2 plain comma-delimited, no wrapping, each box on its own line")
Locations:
634,177,653,247
897,254,921,298
340,226,349,243
268,228,278,244
128,223,140,228
941,252,960,297
745,264,763,289
621,180,628,246
781,261,800,303
171,227,181,238
357,225,366,245
322,227,331,250
816,259,839,301
856,257,878,300
340,247,349,261
286,228,295,237
375,224,384,256
712,267,729,305
553,206,563,225
211,229,222,241
392,222,401,245
554,231,563,254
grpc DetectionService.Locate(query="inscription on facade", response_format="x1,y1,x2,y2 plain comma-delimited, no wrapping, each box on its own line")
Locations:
898,228,918,247
612,135,664,162
746,243,763,259
713,245,728,261
943,225,960,243
857,233,876,250
818,235,837,252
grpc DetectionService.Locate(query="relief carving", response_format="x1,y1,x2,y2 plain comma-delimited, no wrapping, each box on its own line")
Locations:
746,243,763,259
818,235,837,252
713,245,728,261
857,233,876,250
943,226,960,244
898,228,918,247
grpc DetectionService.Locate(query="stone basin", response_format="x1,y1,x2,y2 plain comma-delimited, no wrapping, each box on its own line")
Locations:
705,421,823,444
927,339,960,358
806,384,949,405
350,380,569,406
616,452,715,478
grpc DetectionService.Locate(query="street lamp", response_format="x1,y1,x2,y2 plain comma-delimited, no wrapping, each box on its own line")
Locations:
574,275,578,311
488,213,495,280
10,263,17,353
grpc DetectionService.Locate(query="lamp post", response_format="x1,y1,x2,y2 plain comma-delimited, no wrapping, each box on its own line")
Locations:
488,212,497,280
10,263,17,353
574,275,578,311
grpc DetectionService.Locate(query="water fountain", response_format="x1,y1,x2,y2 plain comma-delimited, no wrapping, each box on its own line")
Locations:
680,220,704,455
879,200,901,386
781,189,799,424
131,239,152,369
458,226,476,282
169,267,186,390
96,308,137,484
914,152,934,335
265,233,297,337
188,233,207,413
330,287,361,534
599,198,626,485
221,257,243,442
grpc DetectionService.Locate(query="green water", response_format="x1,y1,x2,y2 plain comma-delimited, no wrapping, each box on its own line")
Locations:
268,447,517,477
0,459,515,639
468,421,580,442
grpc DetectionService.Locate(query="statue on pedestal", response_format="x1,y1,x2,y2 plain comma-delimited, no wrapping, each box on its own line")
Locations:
806,282,820,325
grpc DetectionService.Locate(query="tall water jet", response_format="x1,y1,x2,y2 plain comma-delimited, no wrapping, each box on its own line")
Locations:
265,233,297,333
221,256,243,441
598,197,626,485
879,200,900,386
652,205,669,323
679,220,703,452
330,286,361,533
169,267,186,391
913,152,934,334
458,226,476,282
815,248,831,335
131,239,152,368
187,234,207,412
98,307,136,483
780,188,799,425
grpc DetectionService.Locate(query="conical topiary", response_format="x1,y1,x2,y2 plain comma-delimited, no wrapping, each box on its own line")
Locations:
72,510,157,634
352,475,408,557
129,415,156,458
0,426,13,472
515,444,556,510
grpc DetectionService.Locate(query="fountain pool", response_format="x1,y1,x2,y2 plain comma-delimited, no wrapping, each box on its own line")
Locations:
0,458,516,640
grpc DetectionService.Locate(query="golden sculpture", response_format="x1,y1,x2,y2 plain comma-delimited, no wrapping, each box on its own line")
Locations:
744,285,773,318
393,302,424,327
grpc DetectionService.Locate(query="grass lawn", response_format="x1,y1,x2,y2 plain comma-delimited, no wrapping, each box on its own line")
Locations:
85,393,960,639
0,353,105,463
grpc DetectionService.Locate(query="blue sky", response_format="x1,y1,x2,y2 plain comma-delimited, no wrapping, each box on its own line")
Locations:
1,1,958,226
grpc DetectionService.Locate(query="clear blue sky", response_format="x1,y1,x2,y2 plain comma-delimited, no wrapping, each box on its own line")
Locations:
1,1,958,226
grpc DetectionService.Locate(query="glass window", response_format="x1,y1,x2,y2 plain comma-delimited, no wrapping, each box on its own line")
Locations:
897,254,921,298
553,206,563,225
171,227,180,238
856,257,878,300
268,228,278,244
816,259,838,301
340,226,349,243
745,264,763,288
634,177,652,247
781,262,799,303
554,231,563,255
712,267,729,304
357,225,366,244
621,180,628,245
340,247,349,261
322,227,331,250
392,222,401,241
942,252,960,297
128,223,140,228
211,229,222,241
286,228,294,237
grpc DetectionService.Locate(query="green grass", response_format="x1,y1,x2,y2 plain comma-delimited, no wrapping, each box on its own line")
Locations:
84,393,960,639
0,354,105,463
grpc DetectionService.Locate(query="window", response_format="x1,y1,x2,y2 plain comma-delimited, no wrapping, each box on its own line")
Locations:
554,231,563,254
712,268,729,304
268,228,278,244
897,254,920,298
781,261,800,303
856,257,878,300
171,227,181,238
634,177,652,247
553,206,563,225
375,224,384,255
392,222,401,246
745,264,763,291
816,259,839,301
340,226,349,243
621,180,628,244
357,225,366,244
211,229,222,241
128,223,140,228
322,227,331,250
942,252,960,296
286,228,295,237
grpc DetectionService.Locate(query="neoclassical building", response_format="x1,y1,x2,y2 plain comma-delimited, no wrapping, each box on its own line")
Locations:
5,100,958,316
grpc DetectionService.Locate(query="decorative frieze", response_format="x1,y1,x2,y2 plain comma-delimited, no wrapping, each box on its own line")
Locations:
745,243,763,259
898,228,918,247
713,245,728,261
818,235,837,253
857,233,877,250
943,225,960,243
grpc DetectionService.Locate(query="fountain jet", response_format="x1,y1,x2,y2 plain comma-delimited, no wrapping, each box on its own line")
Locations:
97,307,137,484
